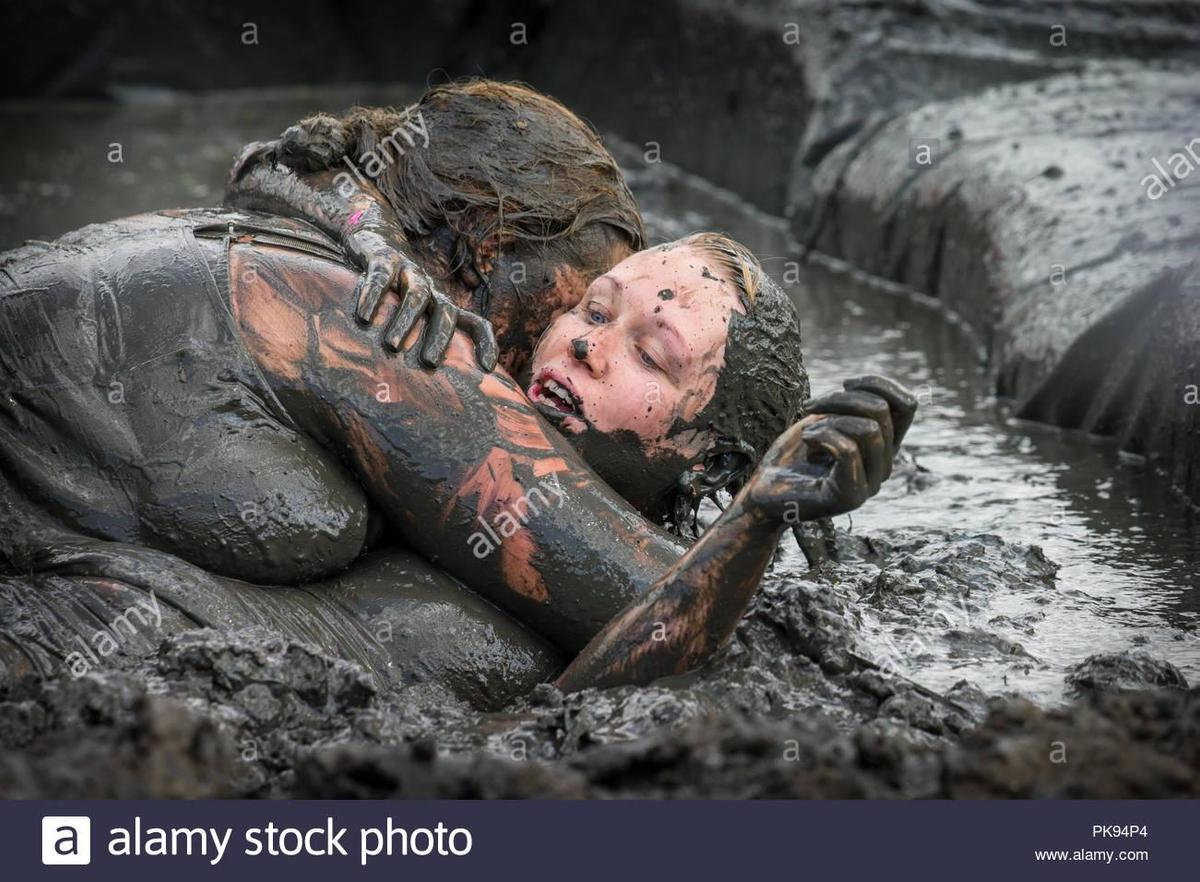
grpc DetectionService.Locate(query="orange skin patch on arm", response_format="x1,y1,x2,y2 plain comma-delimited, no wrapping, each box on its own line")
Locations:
478,370,530,406
229,249,308,382
500,529,550,603
532,457,568,478
314,313,374,370
495,406,555,452
446,446,550,603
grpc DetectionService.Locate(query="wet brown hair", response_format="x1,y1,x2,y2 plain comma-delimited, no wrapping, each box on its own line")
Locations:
276,80,645,270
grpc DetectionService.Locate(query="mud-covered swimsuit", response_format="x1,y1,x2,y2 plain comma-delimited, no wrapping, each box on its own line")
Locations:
0,210,559,707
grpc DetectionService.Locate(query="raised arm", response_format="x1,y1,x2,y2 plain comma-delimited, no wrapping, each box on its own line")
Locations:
231,243,911,678
556,376,916,690
225,127,496,369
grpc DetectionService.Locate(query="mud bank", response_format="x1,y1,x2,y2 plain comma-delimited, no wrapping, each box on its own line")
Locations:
798,67,1200,502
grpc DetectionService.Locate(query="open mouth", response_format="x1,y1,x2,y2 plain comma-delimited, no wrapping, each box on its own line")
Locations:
528,368,583,417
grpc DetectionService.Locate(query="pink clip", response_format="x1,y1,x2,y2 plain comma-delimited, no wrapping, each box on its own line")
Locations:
347,209,365,229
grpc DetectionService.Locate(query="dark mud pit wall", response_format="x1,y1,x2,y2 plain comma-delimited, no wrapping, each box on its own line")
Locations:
800,68,1200,501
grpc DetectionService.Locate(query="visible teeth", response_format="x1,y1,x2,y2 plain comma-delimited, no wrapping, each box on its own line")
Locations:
546,380,572,404
541,378,575,411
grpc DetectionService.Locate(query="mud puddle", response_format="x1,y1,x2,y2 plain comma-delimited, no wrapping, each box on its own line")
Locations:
623,151,1200,703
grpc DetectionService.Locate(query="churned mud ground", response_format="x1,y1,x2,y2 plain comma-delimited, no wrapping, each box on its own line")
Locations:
1,523,1194,797
0,438,1193,798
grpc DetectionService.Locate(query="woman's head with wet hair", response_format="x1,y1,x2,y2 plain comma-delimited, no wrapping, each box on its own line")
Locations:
273,79,646,372
528,232,809,535
669,233,810,530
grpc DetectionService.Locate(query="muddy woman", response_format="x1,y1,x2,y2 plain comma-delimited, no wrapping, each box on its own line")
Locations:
0,80,915,705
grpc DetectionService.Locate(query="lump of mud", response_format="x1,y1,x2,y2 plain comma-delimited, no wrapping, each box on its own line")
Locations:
294,742,590,799
294,686,1200,799
944,688,1200,798
0,672,240,798
1065,651,1189,698
0,628,457,797
295,712,936,799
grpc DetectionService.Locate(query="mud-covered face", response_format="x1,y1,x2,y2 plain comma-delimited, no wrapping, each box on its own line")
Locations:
525,245,744,513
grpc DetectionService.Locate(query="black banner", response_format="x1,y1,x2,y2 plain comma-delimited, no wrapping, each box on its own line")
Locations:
6,800,1190,880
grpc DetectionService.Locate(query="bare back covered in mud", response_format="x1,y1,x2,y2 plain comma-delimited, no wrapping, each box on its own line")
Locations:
0,209,563,705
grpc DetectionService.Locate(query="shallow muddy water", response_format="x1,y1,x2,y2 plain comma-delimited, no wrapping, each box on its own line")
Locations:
630,164,1200,703
2,85,1197,709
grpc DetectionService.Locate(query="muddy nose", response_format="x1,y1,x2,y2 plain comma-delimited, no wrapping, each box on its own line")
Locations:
571,338,589,360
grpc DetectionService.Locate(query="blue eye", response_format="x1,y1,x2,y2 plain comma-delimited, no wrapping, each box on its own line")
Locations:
639,349,660,370
589,310,608,324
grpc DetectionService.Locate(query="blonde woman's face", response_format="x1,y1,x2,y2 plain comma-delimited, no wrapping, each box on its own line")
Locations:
527,244,744,456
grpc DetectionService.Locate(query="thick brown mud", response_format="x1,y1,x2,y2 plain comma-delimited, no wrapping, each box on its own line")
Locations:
3,1,1199,798
2,528,1193,798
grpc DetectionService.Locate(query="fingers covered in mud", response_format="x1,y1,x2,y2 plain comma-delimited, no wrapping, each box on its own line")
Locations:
421,300,459,367
749,414,876,522
803,418,873,512
458,310,499,372
354,257,400,325
819,414,886,495
366,264,496,370
841,374,918,447
802,389,896,479
383,272,432,351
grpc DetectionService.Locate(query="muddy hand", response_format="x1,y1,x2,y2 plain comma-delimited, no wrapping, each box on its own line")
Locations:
798,375,918,485
840,374,917,448
747,409,894,523
347,225,498,371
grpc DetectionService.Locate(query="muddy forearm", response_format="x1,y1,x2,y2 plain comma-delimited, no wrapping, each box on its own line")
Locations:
555,491,782,692
346,367,691,654
225,155,392,243
232,244,686,653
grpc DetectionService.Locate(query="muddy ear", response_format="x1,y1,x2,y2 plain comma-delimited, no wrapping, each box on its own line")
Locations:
463,231,522,315
453,234,498,316
447,235,476,283
454,231,497,283
698,445,756,497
